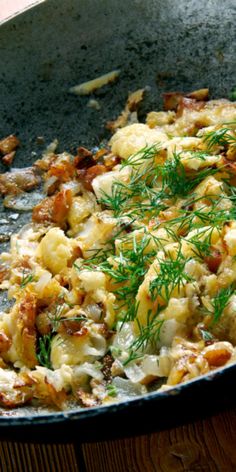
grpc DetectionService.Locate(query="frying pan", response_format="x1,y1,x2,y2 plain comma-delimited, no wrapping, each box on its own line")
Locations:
0,0,236,443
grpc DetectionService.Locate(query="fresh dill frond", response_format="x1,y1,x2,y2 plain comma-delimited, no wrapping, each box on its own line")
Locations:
123,310,164,366
37,334,52,369
20,270,35,288
149,250,192,304
208,285,235,325
203,124,236,149
106,384,117,397
121,143,162,168
187,227,216,259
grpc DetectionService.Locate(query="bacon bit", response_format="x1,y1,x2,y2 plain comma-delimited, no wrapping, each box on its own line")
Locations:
101,354,114,381
0,331,11,353
52,188,72,225
0,265,10,283
204,249,222,273
203,347,232,366
0,168,41,195
19,292,37,328
76,388,100,407
32,188,72,227
98,323,115,340
176,97,206,118
0,135,20,155
77,164,106,191
32,195,54,223
58,316,86,336
2,151,16,166
163,92,183,111
163,89,209,111
73,326,88,337
74,146,95,169
47,160,76,183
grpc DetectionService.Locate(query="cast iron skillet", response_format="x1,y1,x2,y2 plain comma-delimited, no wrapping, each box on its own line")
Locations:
0,0,236,442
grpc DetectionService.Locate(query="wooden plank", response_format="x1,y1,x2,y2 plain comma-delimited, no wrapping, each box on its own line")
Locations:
82,408,236,472
0,442,79,472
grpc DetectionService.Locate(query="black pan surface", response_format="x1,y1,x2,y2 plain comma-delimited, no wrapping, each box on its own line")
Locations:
0,0,236,442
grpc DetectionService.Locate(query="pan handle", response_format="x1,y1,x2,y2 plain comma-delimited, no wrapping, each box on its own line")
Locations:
0,0,46,25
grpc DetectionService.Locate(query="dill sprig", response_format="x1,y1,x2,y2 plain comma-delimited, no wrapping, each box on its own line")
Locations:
100,234,157,323
203,124,236,149
210,285,235,325
37,334,52,369
106,384,117,397
187,227,216,259
123,310,164,366
101,144,222,221
149,250,192,303
20,270,35,288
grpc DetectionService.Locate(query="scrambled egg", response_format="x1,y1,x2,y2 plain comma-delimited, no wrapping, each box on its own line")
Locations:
0,90,236,409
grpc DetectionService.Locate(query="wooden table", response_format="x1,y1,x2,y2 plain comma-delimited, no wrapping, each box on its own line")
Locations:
0,2,236,471
0,407,235,471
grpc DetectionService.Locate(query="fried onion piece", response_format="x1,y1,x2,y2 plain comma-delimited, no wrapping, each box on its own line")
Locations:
0,168,41,195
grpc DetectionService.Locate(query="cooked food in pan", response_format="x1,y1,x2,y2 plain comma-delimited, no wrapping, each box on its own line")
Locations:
0,89,236,409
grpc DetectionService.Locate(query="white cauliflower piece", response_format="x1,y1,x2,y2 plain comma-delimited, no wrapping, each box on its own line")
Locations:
79,270,106,292
110,123,167,159
36,227,74,275
92,165,131,200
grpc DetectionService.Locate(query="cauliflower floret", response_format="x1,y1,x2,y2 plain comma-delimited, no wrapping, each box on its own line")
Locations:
36,227,74,275
92,165,131,201
110,123,168,159
79,270,106,292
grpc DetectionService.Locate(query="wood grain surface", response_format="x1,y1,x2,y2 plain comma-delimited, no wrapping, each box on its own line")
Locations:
0,408,235,472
